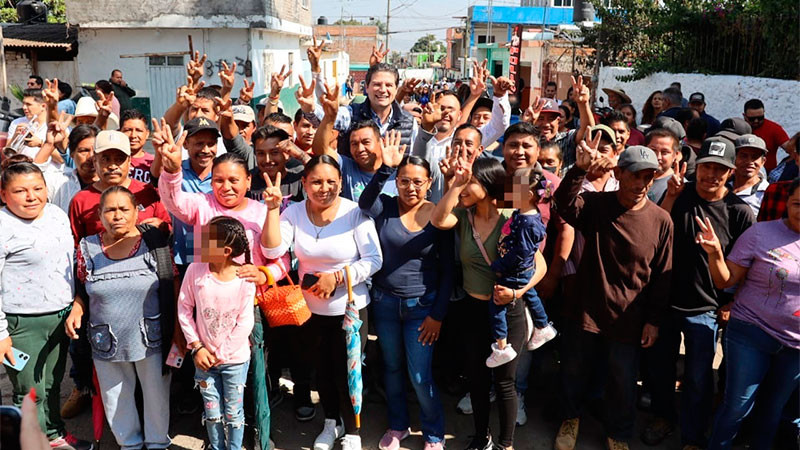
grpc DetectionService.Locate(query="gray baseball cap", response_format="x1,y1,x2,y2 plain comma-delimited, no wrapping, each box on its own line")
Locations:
648,116,686,141
734,134,768,154
618,145,660,173
697,137,736,169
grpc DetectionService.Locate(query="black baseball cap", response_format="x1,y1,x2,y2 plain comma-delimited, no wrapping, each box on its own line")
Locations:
184,117,220,138
696,137,736,169
715,117,751,142
471,96,494,113
689,92,705,104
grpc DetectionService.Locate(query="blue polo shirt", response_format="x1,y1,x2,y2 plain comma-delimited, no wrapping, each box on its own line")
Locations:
172,159,213,265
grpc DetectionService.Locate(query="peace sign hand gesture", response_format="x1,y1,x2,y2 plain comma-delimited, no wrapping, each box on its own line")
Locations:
214,96,233,118
521,95,543,124
262,171,283,211
177,76,205,108
270,65,293,98
307,36,325,72
571,75,590,105
667,161,687,198
452,146,479,188
370,43,388,66
42,78,60,107
490,75,515,97
95,90,115,117
576,132,602,171
420,92,442,131
218,60,237,94
46,111,72,145
295,75,316,113
187,51,207,83
439,145,459,180
238,79,254,105
380,130,407,167
319,82,340,119
694,215,722,254
153,117,186,174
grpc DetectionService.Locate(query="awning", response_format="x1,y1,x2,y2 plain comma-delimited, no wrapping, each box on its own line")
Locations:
3,37,72,50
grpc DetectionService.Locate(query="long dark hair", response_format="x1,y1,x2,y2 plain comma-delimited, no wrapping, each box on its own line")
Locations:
303,154,341,178
641,90,662,125
472,158,506,202
207,216,252,265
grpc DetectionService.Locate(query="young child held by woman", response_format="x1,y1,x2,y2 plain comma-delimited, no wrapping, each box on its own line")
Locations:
486,167,557,368
178,216,257,450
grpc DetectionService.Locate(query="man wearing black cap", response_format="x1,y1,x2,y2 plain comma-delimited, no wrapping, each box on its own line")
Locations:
644,137,755,449
729,134,769,215
714,117,751,142
553,142,673,450
687,93,720,136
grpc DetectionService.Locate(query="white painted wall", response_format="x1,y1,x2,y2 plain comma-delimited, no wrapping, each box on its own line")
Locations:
598,66,800,135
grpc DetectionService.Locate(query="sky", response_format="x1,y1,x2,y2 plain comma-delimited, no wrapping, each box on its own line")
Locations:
312,0,483,52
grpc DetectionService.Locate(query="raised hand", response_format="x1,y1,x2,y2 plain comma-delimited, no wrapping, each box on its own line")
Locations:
694,215,722,254
276,139,307,162
472,59,489,83
586,154,616,174
370,42,388,66
380,130,407,167
270,65,292,98
218,60,237,94
490,75,515,97
319,82,340,119
452,145,478,187
46,111,72,145
214,96,233,118
177,76,205,108
187,51,207,83
295,75,317,113
154,117,186,174
238,79,254,104
397,77,421,101
420,91,442,131
307,36,325,72
439,145,459,180
576,131,602,170
521,95,543,124
262,171,283,210
95,90,115,117
571,75,590,104
667,160,687,197
469,69,487,98
42,78,60,106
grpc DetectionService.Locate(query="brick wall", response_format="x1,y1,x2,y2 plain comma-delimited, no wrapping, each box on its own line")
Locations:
4,50,34,108
314,25,380,65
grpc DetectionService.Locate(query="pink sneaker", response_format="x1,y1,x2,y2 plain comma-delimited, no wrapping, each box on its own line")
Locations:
378,428,410,450
424,441,445,450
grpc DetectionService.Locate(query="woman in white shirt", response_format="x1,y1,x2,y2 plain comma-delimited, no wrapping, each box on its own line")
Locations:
263,154,382,450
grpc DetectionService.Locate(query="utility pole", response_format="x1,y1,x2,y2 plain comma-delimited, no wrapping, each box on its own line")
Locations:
486,0,493,47
385,0,391,54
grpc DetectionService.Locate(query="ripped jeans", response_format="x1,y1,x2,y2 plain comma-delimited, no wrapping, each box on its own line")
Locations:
195,360,251,450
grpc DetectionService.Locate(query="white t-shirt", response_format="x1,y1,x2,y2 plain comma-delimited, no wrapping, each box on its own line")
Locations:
263,198,383,316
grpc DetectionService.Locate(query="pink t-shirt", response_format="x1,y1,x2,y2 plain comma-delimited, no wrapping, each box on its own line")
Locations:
178,262,255,363
729,220,800,349
158,169,290,280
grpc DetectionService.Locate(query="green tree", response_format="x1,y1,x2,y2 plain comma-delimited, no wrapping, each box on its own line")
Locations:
0,0,66,23
410,34,444,53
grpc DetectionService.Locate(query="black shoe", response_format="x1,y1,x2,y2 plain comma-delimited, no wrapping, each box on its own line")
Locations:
295,404,316,422
464,435,493,450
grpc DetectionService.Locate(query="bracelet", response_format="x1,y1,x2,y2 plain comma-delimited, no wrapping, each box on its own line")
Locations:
191,345,205,356
512,289,517,300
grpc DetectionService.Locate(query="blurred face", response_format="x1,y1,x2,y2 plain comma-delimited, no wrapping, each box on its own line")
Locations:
470,107,492,128
535,112,560,141
503,133,539,172
366,71,397,109
652,93,663,109
293,116,317,149
95,149,130,186
734,148,766,181
545,84,557,98
201,225,231,264
211,162,250,209
255,137,287,180
621,107,636,125
72,137,96,181
538,146,562,174
110,71,123,84
607,120,630,150
695,162,734,197
689,101,705,114
99,192,138,237
744,107,765,130
436,95,462,134
458,177,487,208
189,98,219,122
452,128,483,161
303,163,341,208
349,127,379,170
614,167,656,208
22,97,44,120
186,131,218,172
395,164,431,208
0,172,47,220
235,120,256,143
504,175,534,210
120,119,150,153
648,135,680,174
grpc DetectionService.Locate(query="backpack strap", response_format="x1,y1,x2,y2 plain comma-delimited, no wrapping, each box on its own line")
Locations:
137,224,176,374
466,209,494,267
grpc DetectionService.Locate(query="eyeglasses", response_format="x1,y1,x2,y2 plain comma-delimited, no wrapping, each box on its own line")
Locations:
396,177,428,189
745,115,764,122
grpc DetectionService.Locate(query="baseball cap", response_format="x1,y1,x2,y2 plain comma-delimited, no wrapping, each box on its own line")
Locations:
716,117,752,142
589,124,617,144
734,134,768,154
696,137,736,169
232,105,255,123
618,145,660,173
688,92,705,104
94,130,131,155
184,117,220,138
472,96,494,113
649,116,686,140
538,98,560,114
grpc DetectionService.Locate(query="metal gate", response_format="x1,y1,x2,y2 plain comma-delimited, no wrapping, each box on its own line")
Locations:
147,55,186,120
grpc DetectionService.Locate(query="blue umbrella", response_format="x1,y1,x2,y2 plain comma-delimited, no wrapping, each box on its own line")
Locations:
341,266,363,428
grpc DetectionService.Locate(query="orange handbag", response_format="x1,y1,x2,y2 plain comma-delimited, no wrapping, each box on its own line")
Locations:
255,265,311,327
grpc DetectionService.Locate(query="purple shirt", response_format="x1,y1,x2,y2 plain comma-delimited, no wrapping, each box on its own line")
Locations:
728,220,800,349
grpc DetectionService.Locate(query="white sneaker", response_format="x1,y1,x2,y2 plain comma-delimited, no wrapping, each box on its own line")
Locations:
486,342,518,368
516,392,528,426
313,418,343,450
527,323,557,350
457,393,473,415
340,434,361,450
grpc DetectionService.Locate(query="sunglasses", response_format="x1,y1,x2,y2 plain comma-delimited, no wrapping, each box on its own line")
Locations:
745,115,764,122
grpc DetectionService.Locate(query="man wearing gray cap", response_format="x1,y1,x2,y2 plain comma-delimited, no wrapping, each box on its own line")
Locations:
729,134,769,215
645,137,755,448
553,140,673,450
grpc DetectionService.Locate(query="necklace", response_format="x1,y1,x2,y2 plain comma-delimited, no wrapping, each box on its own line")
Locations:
307,203,328,242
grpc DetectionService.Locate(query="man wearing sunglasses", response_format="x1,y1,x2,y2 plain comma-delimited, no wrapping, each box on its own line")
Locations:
743,99,789,172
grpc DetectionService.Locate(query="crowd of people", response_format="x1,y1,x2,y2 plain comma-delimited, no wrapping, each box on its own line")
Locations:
0,39,797,450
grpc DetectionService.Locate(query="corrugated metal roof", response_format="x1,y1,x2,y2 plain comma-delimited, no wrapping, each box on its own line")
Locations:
4,37,72,50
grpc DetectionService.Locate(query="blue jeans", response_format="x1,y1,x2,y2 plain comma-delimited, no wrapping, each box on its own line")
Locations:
195,361,251,450
708,319,800,450
371,288,444,443
490,269,548,340
649,310,719,446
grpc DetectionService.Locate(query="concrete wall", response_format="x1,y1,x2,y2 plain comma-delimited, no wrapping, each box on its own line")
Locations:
3,50,33,108
598,66,800,135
